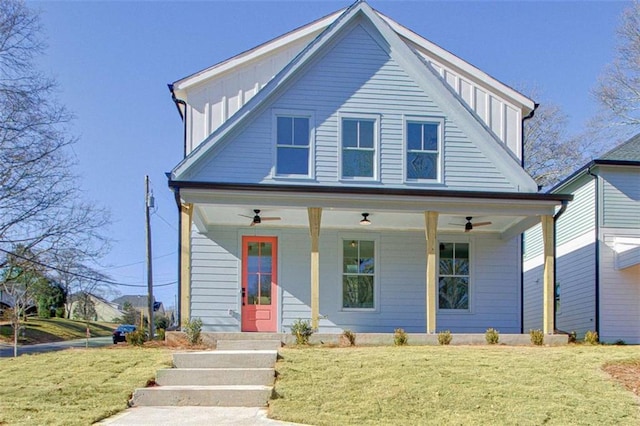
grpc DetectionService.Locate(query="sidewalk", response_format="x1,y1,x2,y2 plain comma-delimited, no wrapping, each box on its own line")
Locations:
97,407,303,425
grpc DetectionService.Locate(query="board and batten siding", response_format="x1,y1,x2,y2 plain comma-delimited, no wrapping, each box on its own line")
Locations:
189,224,522,333
599,230,640,344
523,177,597,336
184,20,518,192
600,167,640,229
183,36,317,155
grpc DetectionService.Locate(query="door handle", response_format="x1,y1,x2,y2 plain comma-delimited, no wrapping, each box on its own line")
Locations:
242,288,246,306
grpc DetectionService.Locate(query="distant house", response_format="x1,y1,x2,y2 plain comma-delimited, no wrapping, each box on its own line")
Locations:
69,292,124,323
524,134,640,343
167,1,570,334
112,295,165,321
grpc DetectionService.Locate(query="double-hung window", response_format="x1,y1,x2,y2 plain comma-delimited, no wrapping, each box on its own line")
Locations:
438,242,470,310
406,120,441,181
276,115,310,177
342,240,375,309
341,117,376,179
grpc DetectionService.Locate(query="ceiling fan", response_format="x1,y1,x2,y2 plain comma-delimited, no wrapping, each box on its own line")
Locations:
239,209,281,226
450,216,492,232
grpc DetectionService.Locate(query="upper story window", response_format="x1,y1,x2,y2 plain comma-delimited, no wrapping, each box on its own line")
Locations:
276,115,310,177
341,116,377,179
439,242,470,310
406,120,442,181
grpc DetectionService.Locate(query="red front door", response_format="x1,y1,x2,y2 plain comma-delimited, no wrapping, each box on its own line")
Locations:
241,236,278,332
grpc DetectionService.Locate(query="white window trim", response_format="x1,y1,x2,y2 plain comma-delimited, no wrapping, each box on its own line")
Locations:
272,109,315,180
339,234,380,312
437,237,473,314
403,115,445,184
338,112,380,182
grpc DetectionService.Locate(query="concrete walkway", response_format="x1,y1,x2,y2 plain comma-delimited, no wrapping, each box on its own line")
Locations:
97,407,302,425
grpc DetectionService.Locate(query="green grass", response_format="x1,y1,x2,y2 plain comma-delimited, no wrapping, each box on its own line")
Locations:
270,345,640,425
0,317,115,344
0,347,172,425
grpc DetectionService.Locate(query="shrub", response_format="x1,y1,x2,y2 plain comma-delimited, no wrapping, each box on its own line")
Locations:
584,330,599,345
485,328,499,345
341,329,356,346
291,319,314,345
394,328,408,346
529,329,544,346
184,317,203,346
568,331,577,344
156,328,166,341
438,330,452,345
614,339,626,345
126,328,146,346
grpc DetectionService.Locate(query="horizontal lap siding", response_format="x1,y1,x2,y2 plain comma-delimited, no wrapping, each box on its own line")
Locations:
190,229,240,331
524,178,597,337
189,225,521,334
188,19,516,191
438,237,521,333
600,231,640,344
601,168,640,229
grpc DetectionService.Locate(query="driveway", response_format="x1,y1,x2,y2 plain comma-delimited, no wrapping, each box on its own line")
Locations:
0,336,113,357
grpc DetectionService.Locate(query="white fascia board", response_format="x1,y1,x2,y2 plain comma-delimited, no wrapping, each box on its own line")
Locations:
365,7,538,192
178,187,560,217
379,13,535,114
172,10,344,91
172,3,373,179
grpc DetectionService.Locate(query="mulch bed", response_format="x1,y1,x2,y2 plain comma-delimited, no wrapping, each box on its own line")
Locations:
603,361,640,396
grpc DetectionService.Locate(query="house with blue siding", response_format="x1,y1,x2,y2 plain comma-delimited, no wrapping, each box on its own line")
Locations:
524,135,640,343
167,1,570,335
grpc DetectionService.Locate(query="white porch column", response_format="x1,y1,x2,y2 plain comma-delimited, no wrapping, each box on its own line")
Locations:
308,207,322,329
425,211,439,334
541,214,555,334
180,203,193,327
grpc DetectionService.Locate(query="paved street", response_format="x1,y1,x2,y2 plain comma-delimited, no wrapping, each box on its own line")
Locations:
0,336,113,357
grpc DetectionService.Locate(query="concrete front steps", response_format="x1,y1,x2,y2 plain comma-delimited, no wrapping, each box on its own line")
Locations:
130,340,281,407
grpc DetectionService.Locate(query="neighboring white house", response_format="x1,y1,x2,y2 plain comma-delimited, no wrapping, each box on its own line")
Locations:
524,134,640,343
69,292,124,323
168,0,570,334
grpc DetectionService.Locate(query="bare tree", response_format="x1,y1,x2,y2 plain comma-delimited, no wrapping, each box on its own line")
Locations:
0,0,111,356
592,1,640,139
521,87,588,188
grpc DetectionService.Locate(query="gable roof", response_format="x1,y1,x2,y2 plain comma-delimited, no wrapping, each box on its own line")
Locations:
600,133,640,162
171,1,538,192
550,132,640,193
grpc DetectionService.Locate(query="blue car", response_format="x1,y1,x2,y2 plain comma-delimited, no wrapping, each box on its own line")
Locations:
112,324,136,344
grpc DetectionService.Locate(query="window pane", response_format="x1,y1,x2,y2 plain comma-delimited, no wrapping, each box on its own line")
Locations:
277,117,292,145
343,120,358,148
439,277,469,309
293,118,309,146
359,240,375,273
454,243,469,275
277,147,309,175
407,152,437,180
359,120,374,148
247,274,259,305
260,274,271,305
407,122,422,151
423,123,438,151
343,149,373,177
343,275,374,309
260,242,272,273
247,243,260,273
439,242,454,275
343,241,359,273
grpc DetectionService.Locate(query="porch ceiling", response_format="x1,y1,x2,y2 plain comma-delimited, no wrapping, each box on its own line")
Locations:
178,185,564,238
194,204,531,237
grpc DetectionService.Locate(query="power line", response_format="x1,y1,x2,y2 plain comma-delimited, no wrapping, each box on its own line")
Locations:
0,247,176,288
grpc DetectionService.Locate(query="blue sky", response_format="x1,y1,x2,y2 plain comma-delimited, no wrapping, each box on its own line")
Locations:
31,0,629,307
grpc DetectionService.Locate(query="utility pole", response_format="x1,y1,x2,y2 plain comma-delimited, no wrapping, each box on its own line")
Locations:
145,175,155,340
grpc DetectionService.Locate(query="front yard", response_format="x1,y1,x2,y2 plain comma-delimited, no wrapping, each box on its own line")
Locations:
270,345,640,425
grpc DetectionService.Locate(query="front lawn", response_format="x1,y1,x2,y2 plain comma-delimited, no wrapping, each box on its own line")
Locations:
270,345,640,425
0,317,115,344
0,347,171,425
